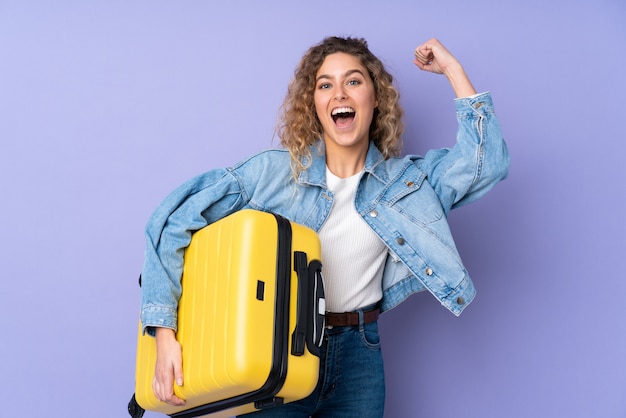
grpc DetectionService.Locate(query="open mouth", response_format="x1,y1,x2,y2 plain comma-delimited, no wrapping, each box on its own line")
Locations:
331,107,356,127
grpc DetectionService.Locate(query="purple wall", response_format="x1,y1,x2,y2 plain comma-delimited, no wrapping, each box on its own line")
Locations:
1,1,624,417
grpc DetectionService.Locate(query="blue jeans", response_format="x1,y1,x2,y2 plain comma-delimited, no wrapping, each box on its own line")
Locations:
239,320,385,417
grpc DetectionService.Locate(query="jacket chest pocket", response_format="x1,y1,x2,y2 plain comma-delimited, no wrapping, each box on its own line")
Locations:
381,166,444,225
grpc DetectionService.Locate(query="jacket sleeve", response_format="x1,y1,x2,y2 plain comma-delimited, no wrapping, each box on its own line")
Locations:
139,168,247,334
419,92,510,214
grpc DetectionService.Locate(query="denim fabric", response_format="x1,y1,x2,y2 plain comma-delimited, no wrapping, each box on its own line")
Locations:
238,321,385,418
140,92,510,333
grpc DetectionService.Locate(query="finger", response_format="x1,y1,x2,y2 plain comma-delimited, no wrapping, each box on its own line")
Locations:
414,48,433,65
413,48,435,70
152,374,171,402
152,376,165,402
153,363,174,400
153,376,186,406
413,59,430,71
166,394,186,406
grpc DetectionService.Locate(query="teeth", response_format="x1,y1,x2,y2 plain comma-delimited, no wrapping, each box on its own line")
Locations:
331,107,355,115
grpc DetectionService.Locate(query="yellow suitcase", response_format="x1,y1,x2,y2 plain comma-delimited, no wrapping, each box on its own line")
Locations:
129,210,325,418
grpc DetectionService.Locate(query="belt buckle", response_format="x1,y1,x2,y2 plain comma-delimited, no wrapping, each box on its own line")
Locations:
324,312,333,329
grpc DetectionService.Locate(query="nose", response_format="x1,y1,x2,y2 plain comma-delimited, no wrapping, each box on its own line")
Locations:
334,85,347,101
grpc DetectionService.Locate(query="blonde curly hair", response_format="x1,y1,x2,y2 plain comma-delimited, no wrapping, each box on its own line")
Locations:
277,36,404,179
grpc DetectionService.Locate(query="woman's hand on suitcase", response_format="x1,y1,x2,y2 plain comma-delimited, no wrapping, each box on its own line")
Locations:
153,327,186,406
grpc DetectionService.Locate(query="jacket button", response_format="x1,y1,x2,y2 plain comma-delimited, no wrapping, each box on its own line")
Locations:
456,297,465,305
370,210,378,218
425,267,433,276
396,237,405,245
405,181,415,187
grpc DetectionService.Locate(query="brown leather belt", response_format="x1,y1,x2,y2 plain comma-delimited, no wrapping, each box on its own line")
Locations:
325,308,380,327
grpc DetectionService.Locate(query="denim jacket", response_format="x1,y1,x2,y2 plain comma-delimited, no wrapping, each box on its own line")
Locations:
140,92,509,333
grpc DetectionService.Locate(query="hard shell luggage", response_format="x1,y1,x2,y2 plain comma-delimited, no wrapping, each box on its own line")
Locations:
129,210,325,418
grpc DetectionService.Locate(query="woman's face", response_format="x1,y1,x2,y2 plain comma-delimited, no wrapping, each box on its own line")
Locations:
313,52,378,155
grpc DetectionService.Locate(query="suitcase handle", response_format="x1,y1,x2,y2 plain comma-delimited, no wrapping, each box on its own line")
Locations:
292,252,325,357
307,259,325,355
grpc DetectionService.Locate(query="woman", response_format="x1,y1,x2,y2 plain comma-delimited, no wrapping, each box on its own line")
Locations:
140,36,510,417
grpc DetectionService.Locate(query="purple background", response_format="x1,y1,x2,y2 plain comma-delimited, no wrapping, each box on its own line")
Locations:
1,1,624,417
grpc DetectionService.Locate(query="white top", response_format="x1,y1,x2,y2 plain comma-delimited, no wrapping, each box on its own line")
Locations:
318,167,387,313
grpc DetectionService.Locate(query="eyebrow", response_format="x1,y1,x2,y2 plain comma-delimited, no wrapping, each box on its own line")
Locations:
316,69,366,82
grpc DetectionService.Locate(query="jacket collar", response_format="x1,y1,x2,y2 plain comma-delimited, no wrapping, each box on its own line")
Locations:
297,140,390,187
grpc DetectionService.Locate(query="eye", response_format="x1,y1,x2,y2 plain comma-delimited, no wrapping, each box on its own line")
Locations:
347,79,361,86
318,82,331,90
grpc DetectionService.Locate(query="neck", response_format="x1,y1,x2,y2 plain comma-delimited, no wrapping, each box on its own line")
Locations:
325,144,367,178
326,151,366,179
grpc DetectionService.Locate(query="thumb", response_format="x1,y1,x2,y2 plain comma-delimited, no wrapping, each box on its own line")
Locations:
174,363,184,387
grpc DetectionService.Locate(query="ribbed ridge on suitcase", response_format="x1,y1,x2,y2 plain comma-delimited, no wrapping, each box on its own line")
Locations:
169,213,293,418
